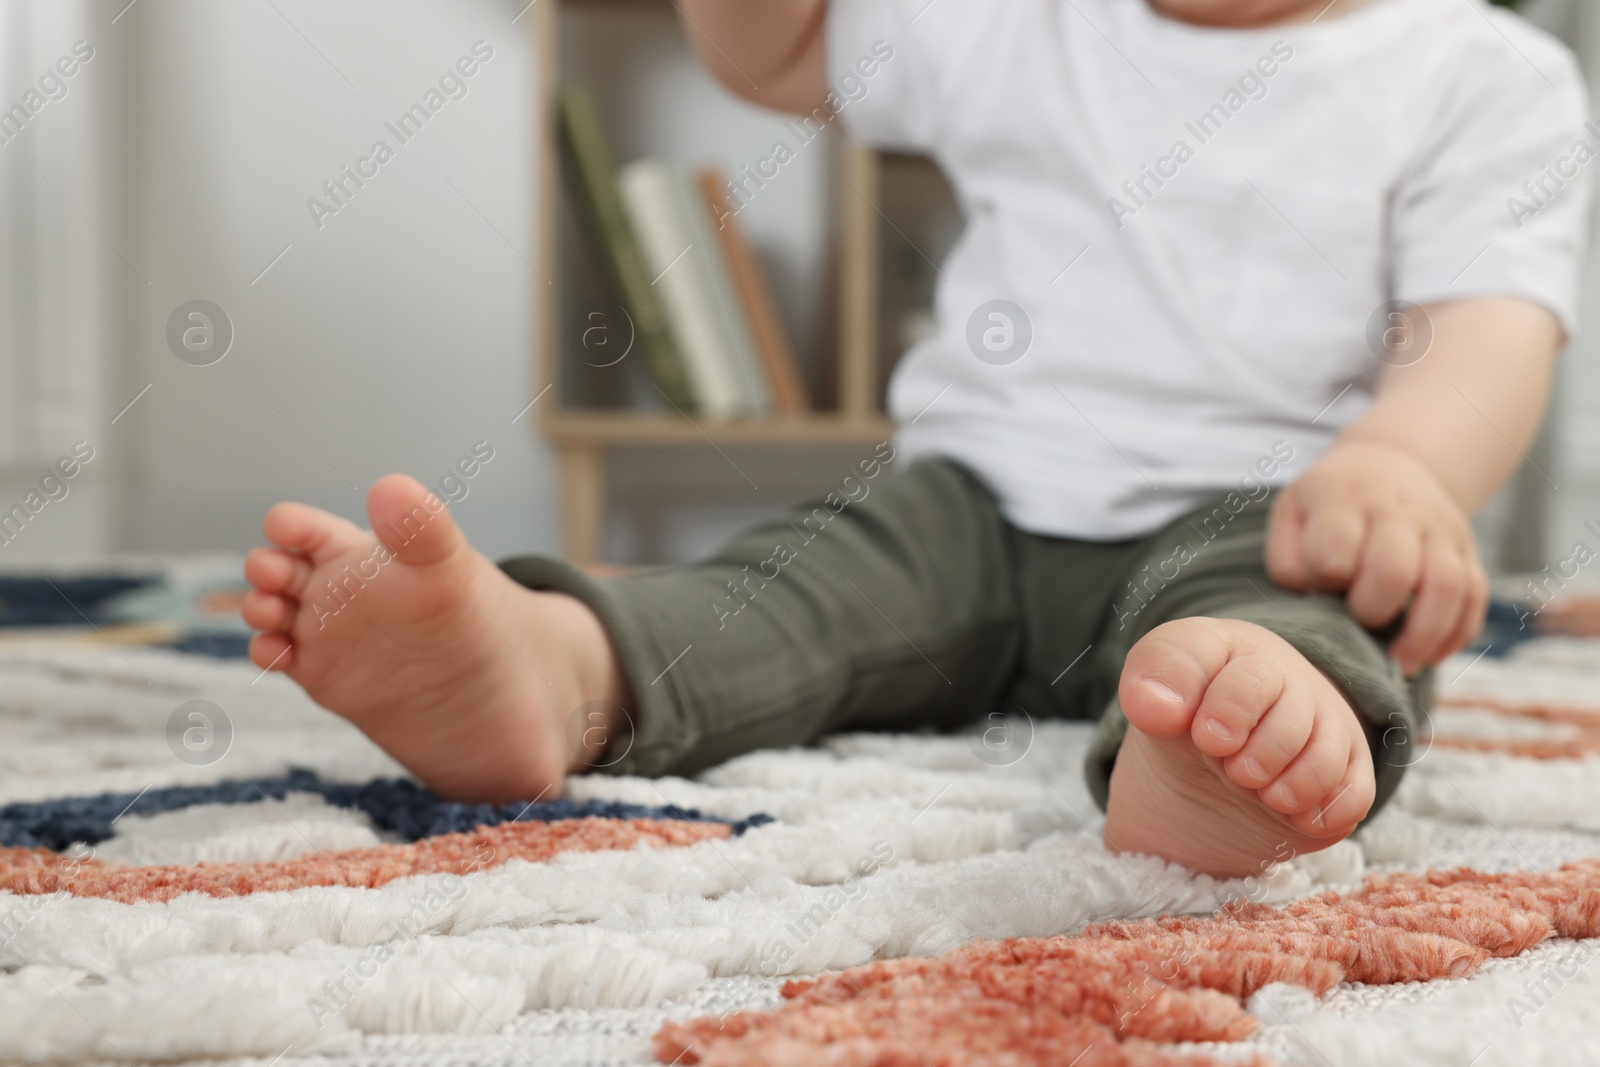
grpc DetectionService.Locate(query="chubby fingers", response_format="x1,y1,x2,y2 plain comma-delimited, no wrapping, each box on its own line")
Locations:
1298,501,1368,592
1442,555,1491,664
1390,539,1487,674
1344,519,1421,629
1265,493,1310,591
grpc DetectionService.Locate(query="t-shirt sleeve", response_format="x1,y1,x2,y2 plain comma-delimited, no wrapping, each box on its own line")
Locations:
1391,20,1594,338
826,0,961,152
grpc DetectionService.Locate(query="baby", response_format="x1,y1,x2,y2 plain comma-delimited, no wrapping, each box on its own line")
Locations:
241,0,1590,877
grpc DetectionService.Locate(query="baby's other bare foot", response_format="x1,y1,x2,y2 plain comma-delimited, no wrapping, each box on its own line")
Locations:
241,475,627,802
1104,617,1375,878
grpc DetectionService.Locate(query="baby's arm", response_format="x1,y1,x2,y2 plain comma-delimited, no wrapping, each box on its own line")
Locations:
1266,297,1564,674
676,0,828,114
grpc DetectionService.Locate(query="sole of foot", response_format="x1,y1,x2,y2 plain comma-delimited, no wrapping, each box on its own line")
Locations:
1103,617,1376,878
240,474,627,802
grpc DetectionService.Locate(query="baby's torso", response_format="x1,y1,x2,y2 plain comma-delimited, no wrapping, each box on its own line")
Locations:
830,0,1586,537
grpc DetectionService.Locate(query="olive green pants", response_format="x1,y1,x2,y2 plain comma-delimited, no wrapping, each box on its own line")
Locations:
501,458,1424,813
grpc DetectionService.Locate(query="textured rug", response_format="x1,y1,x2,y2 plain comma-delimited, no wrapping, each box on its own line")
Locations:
3,561,1600,1065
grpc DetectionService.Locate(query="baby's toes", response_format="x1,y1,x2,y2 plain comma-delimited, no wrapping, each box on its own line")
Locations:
1120,618,1234,738
1216,681,1314,790
1258,710,1353,817
1289,750,1375,839
1191,654,1288,759
262,501,367,563
244,547,312,597
241,589,295,633
248,631,293,673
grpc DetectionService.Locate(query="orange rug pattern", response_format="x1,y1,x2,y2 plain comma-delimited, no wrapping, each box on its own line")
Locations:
656,859,1600,1066
1433,694,1600,760
0,816,727,904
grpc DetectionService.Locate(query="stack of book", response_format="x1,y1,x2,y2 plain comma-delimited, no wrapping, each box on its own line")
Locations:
559,84,811,420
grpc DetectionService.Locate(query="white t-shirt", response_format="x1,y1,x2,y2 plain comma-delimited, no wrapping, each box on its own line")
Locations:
829,0,1593,540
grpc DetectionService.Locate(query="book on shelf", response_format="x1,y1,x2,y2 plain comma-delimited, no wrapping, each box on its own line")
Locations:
618,160,755,419
698,168,811,414
556,84,696,412
559,82,807,421
666,162,773,416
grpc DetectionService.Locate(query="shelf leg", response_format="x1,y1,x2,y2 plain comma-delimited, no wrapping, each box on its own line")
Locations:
558,444,606,565
839,142,881,420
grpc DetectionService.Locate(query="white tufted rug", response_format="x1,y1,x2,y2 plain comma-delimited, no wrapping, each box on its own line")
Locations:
2,564,1599,1066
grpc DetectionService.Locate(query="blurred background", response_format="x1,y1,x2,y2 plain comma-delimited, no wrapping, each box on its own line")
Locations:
0,0,1595,574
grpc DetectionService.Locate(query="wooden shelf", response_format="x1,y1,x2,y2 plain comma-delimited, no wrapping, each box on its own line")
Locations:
544,412,893,446
532,0,892,562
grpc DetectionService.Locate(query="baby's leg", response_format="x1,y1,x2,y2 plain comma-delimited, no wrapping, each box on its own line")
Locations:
245,459,1023,797
1088,497,1425,877
498,459,1023,779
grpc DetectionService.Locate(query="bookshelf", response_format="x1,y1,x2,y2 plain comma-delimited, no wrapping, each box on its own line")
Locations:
532,0,900,563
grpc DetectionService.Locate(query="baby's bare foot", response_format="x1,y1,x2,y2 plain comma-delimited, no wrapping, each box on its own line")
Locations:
1104,617,1375,878
240,475,627,802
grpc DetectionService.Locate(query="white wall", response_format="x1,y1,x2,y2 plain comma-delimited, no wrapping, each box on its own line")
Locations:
103,0,861,566
113,0,555,561
0,1,120,560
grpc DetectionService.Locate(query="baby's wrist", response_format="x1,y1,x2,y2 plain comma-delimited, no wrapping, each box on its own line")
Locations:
1321,437,1439,483
1313,437,1471,520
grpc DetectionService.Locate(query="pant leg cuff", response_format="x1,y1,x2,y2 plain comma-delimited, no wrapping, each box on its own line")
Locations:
497,555,691,779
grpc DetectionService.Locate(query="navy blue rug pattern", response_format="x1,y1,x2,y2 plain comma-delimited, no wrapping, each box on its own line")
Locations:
0,768,773,852
0,576,156,628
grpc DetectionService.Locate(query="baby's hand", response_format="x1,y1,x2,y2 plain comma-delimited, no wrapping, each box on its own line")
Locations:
1265,441,1488,675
